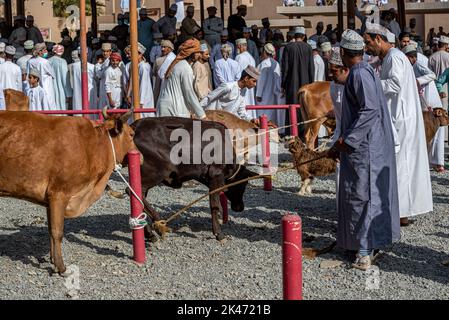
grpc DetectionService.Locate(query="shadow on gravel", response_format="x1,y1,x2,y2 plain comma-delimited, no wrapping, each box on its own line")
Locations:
426,231,449,239
433,196,449,205
377,242,449,285
430,175,449,186
0,213,132,270
0,225,50,270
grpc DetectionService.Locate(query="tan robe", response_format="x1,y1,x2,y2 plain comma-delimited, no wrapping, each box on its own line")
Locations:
192,61,213,101
153,55,167,104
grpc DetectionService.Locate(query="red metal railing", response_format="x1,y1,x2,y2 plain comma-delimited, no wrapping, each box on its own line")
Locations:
33,105,300,137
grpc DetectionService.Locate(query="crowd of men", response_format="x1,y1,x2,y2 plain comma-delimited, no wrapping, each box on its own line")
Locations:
1,4,449,271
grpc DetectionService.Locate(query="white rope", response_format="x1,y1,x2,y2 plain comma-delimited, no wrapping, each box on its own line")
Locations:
231,116,329,143
107,132,148,230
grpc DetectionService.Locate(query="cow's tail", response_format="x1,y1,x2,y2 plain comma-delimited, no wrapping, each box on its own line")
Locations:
298,88,310,122
297,87,311,142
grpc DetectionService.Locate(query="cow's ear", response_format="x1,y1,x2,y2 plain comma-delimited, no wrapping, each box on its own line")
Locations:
120,110,133,123
104,118,124,137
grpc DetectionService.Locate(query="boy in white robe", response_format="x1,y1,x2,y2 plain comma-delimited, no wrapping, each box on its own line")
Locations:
26,69,50,111
26,43,56,109
201,66,260,121
69,50,98,111
105,52,124,109
97,43,113,108
256,43,284,127
235,38,256,119
126,43,155,118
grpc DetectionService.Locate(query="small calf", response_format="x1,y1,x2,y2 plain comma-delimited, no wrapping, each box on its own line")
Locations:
422,108,449,148
285,136,337,195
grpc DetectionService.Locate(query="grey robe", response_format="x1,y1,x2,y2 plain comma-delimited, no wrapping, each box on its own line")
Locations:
338,61,400,251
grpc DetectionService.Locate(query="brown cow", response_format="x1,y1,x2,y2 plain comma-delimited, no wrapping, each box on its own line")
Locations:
299,83,448,148
422,108,449,147
205,110,279,162
297,81,334,149
4,89,29,111
0,109,136,275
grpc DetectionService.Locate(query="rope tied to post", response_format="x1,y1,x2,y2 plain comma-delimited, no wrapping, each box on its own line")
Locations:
151,154,329,235
107,132,148,230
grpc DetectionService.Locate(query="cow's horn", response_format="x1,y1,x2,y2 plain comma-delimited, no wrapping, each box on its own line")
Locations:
120,109,133,122
102,107,109,120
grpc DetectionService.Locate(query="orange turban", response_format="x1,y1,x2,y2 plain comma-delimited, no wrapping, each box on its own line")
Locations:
165,38,201,79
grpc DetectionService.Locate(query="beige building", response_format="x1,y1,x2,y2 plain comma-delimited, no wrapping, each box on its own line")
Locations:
1,0,448,42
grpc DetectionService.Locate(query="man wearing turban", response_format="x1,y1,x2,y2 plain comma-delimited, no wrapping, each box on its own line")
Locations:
49,44,72,109
156,38,206,119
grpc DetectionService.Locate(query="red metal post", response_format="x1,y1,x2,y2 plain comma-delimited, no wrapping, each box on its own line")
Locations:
260,114,272,191
282,214,302,300
128,150,146,265
220,192,228,224
80,0,90,118
289,105,299,137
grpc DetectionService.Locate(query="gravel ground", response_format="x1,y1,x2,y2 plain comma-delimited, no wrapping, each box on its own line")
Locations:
0,144,448,300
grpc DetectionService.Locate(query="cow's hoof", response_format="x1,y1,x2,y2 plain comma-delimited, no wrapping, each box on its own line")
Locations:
144,226,160,243
59,269,73,278
152,220,172,238
108,189,125,199
216,233,226,241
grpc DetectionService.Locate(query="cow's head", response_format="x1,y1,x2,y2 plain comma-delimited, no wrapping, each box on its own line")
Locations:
433,108,449,126
102,108,137,163
224,166,258,212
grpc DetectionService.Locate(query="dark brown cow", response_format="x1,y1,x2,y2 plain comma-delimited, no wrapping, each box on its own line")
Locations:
0,110,136,275
4,89,29,111
131,117,258,241
297,81,334,149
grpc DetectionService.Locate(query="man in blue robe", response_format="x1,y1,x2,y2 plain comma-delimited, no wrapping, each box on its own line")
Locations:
330,30,401,271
